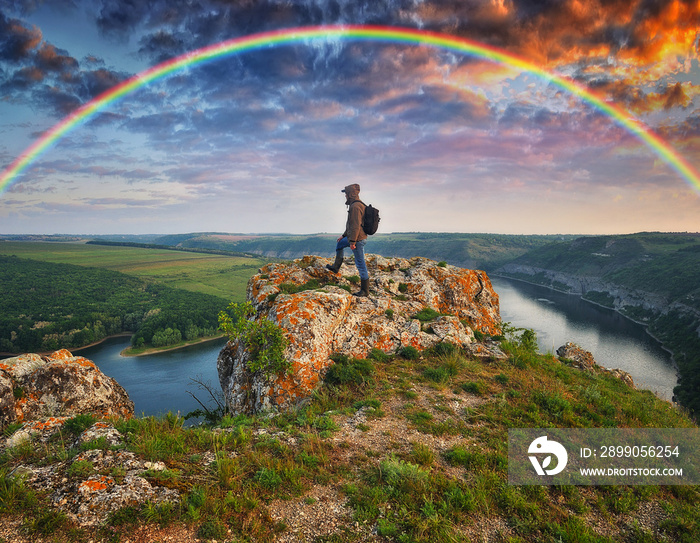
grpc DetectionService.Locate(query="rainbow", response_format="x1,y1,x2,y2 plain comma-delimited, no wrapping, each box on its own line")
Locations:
1,24,699,195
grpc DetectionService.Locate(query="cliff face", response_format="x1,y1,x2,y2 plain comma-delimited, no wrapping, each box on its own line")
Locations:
217,255,501,414
497,263,671,315
496,233,700,326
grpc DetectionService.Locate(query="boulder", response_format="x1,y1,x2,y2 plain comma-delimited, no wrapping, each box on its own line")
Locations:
218,255,501,414
557,342,635,387
0,349,134,429
556,342,597,371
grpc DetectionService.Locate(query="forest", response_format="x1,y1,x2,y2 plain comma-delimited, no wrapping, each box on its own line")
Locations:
0,255,225,354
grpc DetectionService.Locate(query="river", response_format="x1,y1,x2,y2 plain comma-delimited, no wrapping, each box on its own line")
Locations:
75,277,676,416
78,336,228,418
490,276,677,402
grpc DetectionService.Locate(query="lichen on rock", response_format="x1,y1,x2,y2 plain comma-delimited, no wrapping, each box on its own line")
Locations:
0,349,134,430
6,422,179,527
218,254,502,414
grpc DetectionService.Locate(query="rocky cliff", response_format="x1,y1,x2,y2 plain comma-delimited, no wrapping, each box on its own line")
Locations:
217,255,502,415
497,263,672,319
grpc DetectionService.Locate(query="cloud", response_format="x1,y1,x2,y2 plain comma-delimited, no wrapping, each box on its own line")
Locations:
0,12,42,61
35,42,77,72
95,0,152,40
2,1,79,16
417,0,699,67
0,9,129,117
1,0,698,236
82,196,168,207
137,30,188,63
30,84,82,115
661,82,691,110
587,77,694,114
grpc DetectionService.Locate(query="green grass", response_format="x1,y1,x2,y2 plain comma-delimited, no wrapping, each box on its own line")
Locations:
1,337,698,542
0,241,268,301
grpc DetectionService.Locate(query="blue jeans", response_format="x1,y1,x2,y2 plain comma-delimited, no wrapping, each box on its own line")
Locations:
336,237,368,280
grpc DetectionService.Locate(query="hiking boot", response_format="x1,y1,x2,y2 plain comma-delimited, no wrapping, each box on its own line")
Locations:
325,251,343,274
354,278,370,297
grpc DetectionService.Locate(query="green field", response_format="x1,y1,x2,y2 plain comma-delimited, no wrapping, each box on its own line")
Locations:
0,241,269,302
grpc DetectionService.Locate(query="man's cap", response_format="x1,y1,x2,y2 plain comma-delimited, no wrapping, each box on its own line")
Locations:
341,183,361,193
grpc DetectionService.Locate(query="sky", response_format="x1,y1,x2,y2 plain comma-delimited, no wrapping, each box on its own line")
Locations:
0,0,699,236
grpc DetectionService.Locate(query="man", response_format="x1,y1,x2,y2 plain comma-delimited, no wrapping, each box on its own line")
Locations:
326,183,370,297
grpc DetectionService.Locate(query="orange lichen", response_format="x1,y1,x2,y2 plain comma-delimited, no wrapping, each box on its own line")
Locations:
228,256,502,412
79,476,113,492
48,349,74,361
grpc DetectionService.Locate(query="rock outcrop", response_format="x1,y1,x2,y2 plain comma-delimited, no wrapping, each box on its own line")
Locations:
218,255,501,414
557,342,635,388
0,349,134,430
6,421,179,527
0,350,172,527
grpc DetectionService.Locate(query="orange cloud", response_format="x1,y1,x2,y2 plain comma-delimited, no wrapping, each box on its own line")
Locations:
418,0,699,70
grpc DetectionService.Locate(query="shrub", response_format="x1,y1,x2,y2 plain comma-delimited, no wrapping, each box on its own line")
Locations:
23,509,67,536
430,342,457,357
411,307,442,322
67,459,94,479
218,301,289,377
325,355,374,386
254,467,283,489
63,414,97,435
368,348,390,363
279,279,321,294
422,365,457,384
398,345,420,360
0,468,38,514
379,456,429,493
197,520,227,540
329,352,350,364
533,390,572,416
411,442,435,466
376,519,399,537
495,373,509,385
3,422,23,437
461,381,486,395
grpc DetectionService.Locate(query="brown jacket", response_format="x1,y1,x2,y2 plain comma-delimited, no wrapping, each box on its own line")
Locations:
342,184,367,243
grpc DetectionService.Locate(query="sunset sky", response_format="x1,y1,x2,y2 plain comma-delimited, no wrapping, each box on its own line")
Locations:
0,0,699,235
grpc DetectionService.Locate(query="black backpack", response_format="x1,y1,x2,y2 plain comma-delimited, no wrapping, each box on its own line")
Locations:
359,201,380,235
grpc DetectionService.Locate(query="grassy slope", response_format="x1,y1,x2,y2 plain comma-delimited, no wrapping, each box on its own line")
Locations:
1,337,698,542
0,241,268,302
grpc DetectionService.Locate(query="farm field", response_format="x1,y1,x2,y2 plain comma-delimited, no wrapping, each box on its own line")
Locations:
0,241,269,301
